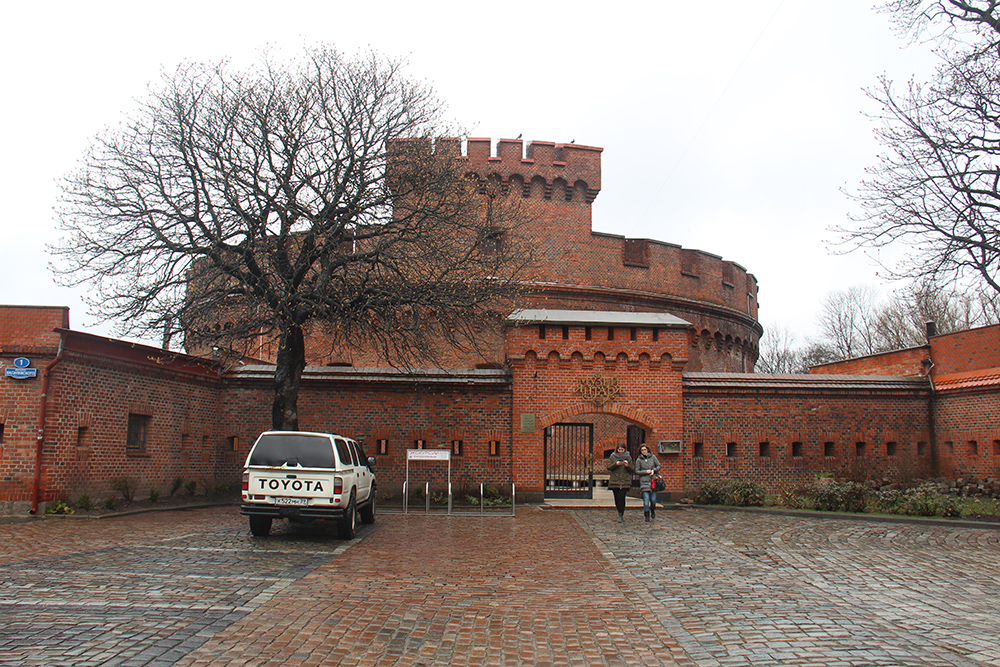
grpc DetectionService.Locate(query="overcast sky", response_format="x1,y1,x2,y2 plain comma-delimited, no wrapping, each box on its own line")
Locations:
0,0,939,348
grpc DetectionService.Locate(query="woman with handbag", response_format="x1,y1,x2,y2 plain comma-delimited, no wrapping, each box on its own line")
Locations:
606,443,633,523
634,444,661,521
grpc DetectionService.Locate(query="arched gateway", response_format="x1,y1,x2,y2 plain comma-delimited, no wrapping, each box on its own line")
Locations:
506,309,691,501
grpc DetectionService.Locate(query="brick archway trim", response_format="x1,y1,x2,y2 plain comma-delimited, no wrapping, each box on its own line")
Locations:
540,402,656,433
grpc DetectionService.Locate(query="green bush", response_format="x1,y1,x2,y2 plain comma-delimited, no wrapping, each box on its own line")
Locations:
695,479,765,507
45,500,74,515
170,476,184,496
103,496,121,510
148,488,160,502
75,494,94,511
811,481,869,513
896,484,961,517
184,480,198,496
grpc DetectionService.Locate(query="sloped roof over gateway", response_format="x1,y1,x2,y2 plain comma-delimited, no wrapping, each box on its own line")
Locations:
506,309,690,328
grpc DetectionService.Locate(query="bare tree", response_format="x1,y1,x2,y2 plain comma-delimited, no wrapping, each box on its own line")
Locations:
756,324,805,373
837,1,1000,295
51,46,533,430
816,285,885,359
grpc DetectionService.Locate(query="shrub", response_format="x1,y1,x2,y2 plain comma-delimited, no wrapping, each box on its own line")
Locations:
103,496,121,510
184,480,198,496
75,494,94,511
897,484,961,517
45,500,74,515
148,488,160,502
109,476,139,503
170,476,184,496
811,481,869,513
695,479,765,507
212,482,231,496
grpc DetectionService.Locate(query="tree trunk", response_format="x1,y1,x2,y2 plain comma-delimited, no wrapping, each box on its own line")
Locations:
272,323,306,430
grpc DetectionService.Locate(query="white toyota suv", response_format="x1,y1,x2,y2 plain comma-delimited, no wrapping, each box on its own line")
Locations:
240,431,376,538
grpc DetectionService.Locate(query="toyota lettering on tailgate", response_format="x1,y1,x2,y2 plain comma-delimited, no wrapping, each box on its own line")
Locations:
258,478,324,492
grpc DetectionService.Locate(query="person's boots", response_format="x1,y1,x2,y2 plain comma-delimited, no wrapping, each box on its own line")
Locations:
644,511,650,522
618,512,624,523
650,506,656,520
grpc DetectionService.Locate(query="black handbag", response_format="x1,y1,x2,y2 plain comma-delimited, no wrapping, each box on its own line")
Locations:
653,474,666,492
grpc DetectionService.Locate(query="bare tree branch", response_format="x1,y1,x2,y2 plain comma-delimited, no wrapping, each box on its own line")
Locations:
51,45,534,429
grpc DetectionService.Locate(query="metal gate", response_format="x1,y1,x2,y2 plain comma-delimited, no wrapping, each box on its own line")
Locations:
544,423,594,499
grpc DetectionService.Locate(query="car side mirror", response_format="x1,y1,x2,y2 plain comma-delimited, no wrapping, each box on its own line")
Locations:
367,456,376,469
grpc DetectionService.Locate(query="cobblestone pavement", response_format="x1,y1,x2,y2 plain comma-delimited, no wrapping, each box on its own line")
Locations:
0,506,998,667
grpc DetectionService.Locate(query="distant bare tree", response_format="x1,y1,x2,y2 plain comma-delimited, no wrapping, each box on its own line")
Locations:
816,285,884,359
756,325,805,374
51,46,533,430
837,1,1000,295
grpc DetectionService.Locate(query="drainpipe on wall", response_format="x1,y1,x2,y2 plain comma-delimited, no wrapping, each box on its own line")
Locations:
29,335,65,515
924,321,937,476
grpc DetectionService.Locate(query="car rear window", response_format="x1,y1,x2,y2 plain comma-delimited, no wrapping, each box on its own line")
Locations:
248,433,337,468
334,439,353,467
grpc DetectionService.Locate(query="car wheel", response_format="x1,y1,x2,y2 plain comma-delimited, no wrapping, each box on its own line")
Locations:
249,515,272,537
360,493,376,525
338,495,356,540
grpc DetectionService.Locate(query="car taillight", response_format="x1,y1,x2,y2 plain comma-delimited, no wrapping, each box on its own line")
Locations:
241,472,249,491
334,477,343,494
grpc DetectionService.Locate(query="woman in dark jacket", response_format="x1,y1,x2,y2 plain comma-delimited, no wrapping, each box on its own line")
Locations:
606,443,633,522
634,444,661,521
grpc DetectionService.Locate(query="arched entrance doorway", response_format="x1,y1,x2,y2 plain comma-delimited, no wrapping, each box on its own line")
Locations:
544,415,651,500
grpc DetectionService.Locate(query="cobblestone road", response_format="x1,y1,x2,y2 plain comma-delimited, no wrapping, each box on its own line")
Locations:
1,506,998,666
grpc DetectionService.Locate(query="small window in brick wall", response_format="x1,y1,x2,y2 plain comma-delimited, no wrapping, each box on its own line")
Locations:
886,441,897,457
759,442,770,458
377,439,388,455
726,442,737,458
539,325,546,340
630,327,637,341
824,442,835,457
0,423,4,444
792,441,803,458
652,328,659,342
918,441,928,457
994,440,1000,456
855,442,866,457
489,440,501,457
585,326,592,341
608,327,614,341
693,442,704,458
126,414,150,453
452,439,463,456
969,440,978,456
946,441,954,455
227,436,239,452
562,325,569,340
414,439,425,450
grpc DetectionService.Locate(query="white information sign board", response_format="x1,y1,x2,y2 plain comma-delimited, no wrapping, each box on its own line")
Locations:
407,449,451,461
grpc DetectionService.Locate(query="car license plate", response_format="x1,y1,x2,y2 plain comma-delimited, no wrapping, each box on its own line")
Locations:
275,497,307,506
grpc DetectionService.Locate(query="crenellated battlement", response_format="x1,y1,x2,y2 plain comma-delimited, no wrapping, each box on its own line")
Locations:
434,137,603,204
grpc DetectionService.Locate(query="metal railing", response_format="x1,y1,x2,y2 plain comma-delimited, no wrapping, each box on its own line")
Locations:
400,482,515,516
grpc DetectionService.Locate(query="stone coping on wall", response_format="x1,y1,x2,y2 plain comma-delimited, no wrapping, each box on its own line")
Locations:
227,365,510,385
683,373,931,393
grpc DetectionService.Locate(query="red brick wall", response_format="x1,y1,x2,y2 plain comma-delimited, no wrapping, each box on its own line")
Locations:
220,371,514,497
0,306,68,351
1,348,225,507
811,347,929,376
929,323,1000,375
683,374,932,494
933,388,1000,479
